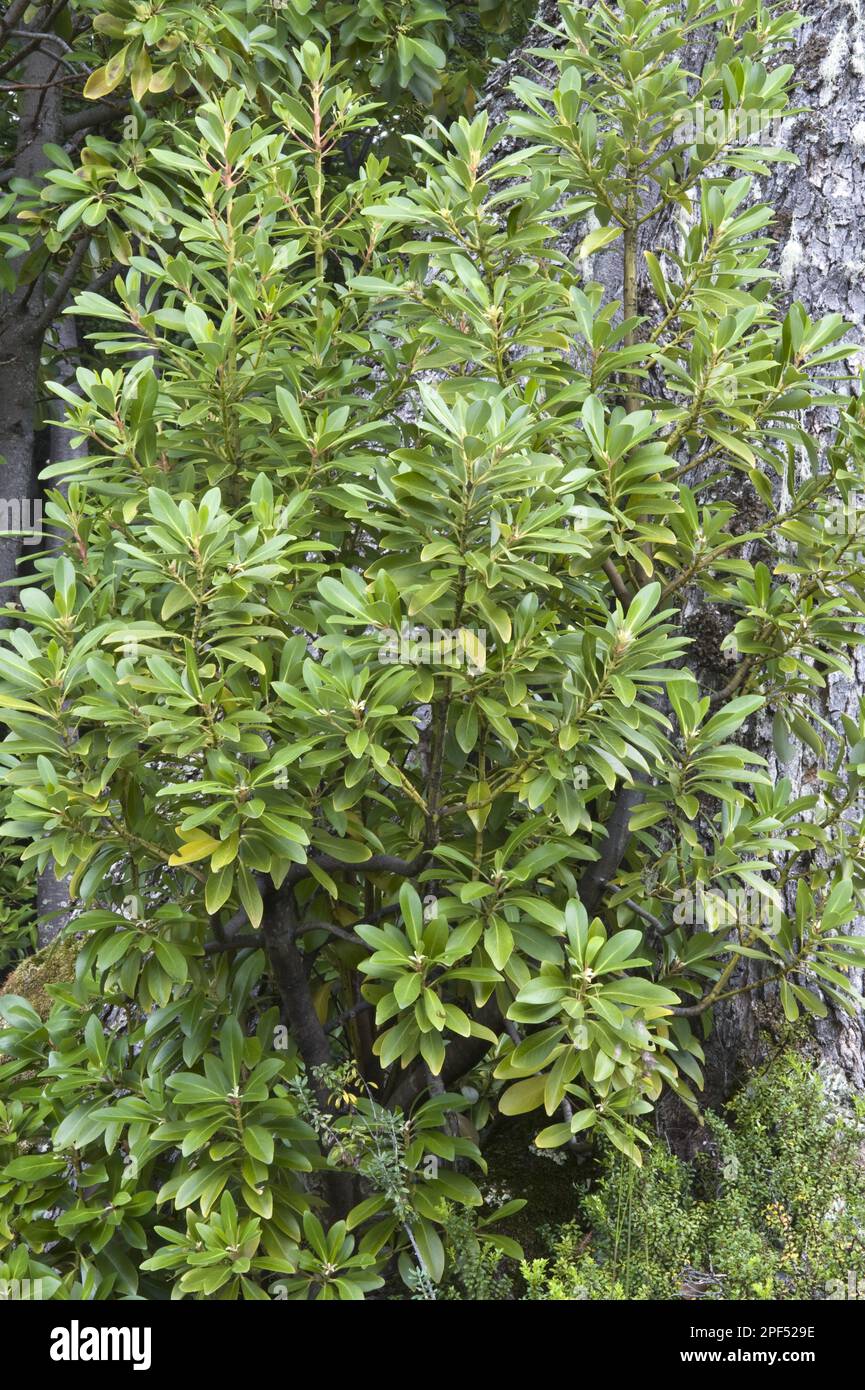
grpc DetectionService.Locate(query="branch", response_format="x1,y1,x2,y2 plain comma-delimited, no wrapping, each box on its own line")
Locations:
261,889,333,1076
671,969,783,1018
82,259,121,296
603,556,634,607
324,1000,374,1035
212,891,402,948
0,0,71,80
294,918,357,944
285,847,431,887
204,934,260,954
62,100,125,137
358,901,401,926
623,897,678,938
0,0,31,47
385,999,503,1111
578,785,645,915
261,885,354,1216
709,656,757,708
30,235,89,339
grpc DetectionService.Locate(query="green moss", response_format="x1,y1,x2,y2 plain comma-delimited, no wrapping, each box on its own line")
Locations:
0,938,79,1020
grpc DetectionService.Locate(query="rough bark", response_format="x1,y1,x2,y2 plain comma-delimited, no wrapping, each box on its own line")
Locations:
35,314,84,945
2,19,87,937
488,0,865,1116
712,0,865,1096
262,888,356,1216
0,24,64,605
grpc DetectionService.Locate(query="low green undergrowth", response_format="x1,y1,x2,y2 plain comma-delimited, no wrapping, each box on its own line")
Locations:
518,1053,865,1301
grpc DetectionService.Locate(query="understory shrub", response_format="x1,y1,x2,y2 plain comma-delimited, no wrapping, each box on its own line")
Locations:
520,1053,865,1300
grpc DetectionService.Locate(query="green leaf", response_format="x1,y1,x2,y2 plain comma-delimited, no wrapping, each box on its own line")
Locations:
243,1126,275,1165
534,1123,573,1149
579,225,623,258
779,979,799,1022
499,1075,547,1116
83,47,128,100
601,978,679,1008
237,865,264,930
484,916,514,971
413,1220,445,1283
398,883,423,948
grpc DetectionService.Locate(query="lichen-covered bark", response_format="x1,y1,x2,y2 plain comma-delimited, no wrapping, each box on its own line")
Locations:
487,0,865,1111
660,0,865,1107
729,0,865,1092
0,37,64,603
35,315,85,946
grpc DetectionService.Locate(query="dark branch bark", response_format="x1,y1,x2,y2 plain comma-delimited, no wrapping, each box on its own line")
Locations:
62,100,124,137
0,0,32,47
30,237,88,339
262,890,333,1075
578,785,644,916
0,39,64,598
0,0,71,81
385,1000,503,1112
284,847,431,887
261,886,354,1216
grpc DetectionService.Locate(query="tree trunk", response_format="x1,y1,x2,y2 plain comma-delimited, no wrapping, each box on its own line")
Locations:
2,23,85,938
708,0,865,1098
489,0,865,1122
0,30,64,605
35,314,84,945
